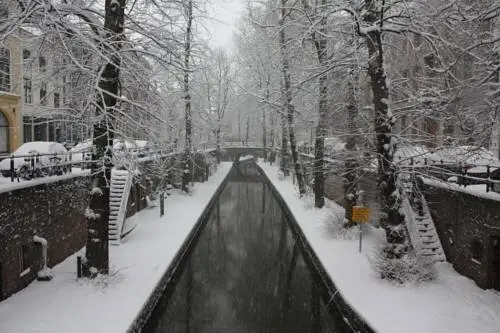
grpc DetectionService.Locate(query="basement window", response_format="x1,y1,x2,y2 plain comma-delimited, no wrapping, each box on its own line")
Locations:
19,244,32,275
470,240,483,264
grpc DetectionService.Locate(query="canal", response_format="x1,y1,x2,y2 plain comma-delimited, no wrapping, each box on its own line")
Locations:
142,162,354,333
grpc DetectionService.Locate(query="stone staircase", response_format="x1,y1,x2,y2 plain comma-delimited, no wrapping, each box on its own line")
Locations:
402,190,446,262
109,169,133,246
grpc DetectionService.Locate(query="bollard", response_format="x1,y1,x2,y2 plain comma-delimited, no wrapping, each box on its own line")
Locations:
77,256,82,278
160,192,165,217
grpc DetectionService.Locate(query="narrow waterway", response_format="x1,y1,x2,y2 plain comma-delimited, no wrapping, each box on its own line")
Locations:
144,163,352,333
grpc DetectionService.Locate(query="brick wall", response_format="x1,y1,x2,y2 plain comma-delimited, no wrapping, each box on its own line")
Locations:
422,182,500,289
0,154,217,300
0,175,91,299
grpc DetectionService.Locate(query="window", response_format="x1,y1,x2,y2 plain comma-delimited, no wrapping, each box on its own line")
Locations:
23,49,31,60
23,78,32,104
39,56,46,71
424,53,437,69
53,92,60,108
62,76,69,103
0,4,8,18
0,111,8,153
0,47,10,92
23,116,32,142
20,244,32,274
40,82,47,105
471,240,483,264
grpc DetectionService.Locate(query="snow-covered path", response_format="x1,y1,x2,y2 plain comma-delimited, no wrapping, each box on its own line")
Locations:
0,162,232,333
259,161,500,333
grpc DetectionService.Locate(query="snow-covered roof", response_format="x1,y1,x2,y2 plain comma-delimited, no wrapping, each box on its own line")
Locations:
14,141,66,155
324,137,346,152
428,146,500,166
70,140,92,153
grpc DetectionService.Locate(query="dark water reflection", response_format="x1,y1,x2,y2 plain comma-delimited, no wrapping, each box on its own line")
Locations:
146,164,352,333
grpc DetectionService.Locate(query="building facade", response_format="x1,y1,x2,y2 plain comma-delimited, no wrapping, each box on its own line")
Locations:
0,34,23,155
19,28,81,146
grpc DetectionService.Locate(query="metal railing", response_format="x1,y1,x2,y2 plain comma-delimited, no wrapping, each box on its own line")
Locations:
1,147,175,183
279,147,500,194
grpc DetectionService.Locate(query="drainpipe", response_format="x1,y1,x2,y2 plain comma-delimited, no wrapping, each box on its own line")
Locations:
33,235,53,281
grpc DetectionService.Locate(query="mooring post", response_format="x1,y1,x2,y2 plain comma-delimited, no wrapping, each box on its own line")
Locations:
160,192,165,217
77,256,82,278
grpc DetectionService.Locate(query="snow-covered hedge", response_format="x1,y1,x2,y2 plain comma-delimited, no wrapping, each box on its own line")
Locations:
374,249,437,285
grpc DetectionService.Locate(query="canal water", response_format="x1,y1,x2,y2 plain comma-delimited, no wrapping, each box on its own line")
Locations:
143,163,353,333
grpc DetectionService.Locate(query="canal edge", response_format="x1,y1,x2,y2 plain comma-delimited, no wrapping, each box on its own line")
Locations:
255,162,377,333
126,165,234,333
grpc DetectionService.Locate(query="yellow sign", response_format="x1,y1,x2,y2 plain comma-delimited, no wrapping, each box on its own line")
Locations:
352,206,371,223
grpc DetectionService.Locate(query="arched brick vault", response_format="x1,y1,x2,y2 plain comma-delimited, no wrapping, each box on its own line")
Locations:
0,108,10,152
0,94,21,152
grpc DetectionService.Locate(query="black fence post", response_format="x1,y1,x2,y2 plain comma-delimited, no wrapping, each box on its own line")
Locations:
440,159,444,179
10,156,14,182
458,162,463,186
486,165,491,193
31,155,36,178
160,192,165,217
77,256,82,278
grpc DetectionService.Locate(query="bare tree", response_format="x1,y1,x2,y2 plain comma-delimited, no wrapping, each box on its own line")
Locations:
182,0,194,192
278,0,306,196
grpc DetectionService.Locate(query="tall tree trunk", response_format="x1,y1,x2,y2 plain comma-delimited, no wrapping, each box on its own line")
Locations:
238,109,241,142
245,116,250,144
364,0,407,258
279,0,306,196
270,111,276,148
215,124,221,163
280,84,289,175
344,69,359,226
84,0,125,276
304,0,328,207
262,107,267,160
262,81,270,161
182,0,193,193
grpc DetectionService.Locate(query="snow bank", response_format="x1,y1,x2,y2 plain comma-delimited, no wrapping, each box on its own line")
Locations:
258,161,500,333
0,163,232,333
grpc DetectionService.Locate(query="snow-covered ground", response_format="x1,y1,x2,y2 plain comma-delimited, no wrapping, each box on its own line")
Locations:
258,161,500,333
0,162,232,333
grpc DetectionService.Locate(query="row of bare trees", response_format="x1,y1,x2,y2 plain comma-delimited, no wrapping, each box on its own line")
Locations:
234,0,499,264
2,0,236,276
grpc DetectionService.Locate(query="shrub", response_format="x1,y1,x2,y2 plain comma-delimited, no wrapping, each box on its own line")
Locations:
373,247,437,285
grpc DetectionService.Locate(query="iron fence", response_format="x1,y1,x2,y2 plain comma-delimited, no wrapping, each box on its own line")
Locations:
1,147,175,183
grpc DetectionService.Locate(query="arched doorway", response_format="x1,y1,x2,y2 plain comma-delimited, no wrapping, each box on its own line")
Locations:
0,111,9,153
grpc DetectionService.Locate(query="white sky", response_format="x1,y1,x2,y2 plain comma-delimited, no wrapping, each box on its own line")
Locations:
205,0,245,49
